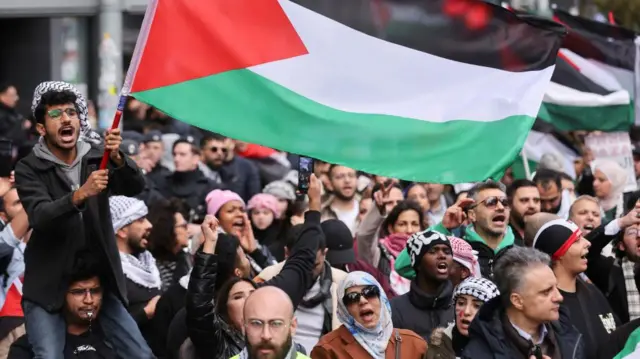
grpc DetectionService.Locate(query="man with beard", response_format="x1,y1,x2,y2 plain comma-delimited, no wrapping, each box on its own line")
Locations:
8,258,118,358
14,81,150,358
533,169,572,218
506,179,540,243
321,165,359,235
110,196,162,348
232,286,309,359
390,230,455,341
394,181,520,282
199,132,261,202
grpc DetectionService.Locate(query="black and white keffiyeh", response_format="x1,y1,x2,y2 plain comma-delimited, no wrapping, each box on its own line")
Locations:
406,229,451,269
31,81,102,144
120,251,162,290
109,196,148,232
453,277,500,303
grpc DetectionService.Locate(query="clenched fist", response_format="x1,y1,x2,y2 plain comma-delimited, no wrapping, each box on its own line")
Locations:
73,170,109,206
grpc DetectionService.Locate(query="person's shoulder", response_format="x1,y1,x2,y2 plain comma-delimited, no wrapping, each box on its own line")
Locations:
397,328,426,342
316,325,352,346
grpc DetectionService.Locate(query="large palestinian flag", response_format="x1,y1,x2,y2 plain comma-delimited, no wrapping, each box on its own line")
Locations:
551,9,637,128
124,0,565,182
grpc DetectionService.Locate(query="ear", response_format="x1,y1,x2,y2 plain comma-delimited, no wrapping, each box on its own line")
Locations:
618,240,626,252
290,316,298,336
510,293,524,311
461,268,471,280
35,122,46,137
467,208,477,223
115,227,128,240
234,267,243,277
322,248,329,256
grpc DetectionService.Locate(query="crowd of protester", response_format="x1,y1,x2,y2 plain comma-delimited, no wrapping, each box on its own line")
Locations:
3,80,640,359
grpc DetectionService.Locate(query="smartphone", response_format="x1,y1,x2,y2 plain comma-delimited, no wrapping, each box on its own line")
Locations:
0,139,13,178
298,156,314,194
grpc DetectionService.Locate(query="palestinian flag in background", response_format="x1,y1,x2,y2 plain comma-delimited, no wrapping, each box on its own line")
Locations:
511,130,579,180
551,9,637,128
614,326,640,359
124,0,565,183
540,48,632,132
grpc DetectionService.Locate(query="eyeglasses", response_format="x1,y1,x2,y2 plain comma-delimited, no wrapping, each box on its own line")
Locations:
47,108,78,119
342,285,380,306
244,319,289,334
208,146,228,154
68,287,102,298
470,196,509,210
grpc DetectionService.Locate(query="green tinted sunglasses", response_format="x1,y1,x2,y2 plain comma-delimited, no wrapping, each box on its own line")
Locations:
47,108,78,119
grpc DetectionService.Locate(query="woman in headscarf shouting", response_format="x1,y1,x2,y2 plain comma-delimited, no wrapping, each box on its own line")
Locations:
311,271,427,359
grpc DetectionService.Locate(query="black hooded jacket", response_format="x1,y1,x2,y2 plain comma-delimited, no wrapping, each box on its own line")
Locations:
390,280,454,341
462,297,585,359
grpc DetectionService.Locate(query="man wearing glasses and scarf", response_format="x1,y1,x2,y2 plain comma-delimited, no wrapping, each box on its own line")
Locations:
14,81,151,358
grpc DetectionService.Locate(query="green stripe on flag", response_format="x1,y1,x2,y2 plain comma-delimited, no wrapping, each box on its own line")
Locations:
132,68,535,183
538,102,633,132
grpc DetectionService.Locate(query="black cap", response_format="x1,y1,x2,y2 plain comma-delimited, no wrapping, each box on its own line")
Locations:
122,130,144,143
120,139,139,156
320,219,356,266
142,130,163,144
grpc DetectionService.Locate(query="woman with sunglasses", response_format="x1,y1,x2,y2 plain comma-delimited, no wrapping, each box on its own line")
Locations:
311,271,427,359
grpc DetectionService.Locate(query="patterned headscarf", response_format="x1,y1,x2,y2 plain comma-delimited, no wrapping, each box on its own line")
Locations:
337,271,393,359
31,81,102,144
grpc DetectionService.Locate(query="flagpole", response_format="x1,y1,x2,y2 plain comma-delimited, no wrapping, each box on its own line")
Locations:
98,0,159,170
521,150,532,179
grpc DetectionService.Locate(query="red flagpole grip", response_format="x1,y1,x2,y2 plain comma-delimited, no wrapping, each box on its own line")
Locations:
99,96,128,170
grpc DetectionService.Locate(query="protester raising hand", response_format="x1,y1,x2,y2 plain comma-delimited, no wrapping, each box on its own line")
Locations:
442,197,475,230
238,212,258,253
201,214,219,254
308,173,321,212
373,180,395,215
618,201,640,229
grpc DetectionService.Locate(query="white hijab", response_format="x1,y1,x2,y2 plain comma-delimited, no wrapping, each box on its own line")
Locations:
593,160,627,212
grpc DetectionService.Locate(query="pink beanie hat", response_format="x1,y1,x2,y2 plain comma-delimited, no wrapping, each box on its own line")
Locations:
247,193,281,219
205,189,245,216
449,236,481,278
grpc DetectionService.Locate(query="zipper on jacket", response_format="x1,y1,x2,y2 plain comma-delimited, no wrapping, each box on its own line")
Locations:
572,333,582,359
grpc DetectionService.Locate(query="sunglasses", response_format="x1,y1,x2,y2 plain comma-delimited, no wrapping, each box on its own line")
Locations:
343,285,380,306
470,196,509,210
208,146,228,154
47,108,78,119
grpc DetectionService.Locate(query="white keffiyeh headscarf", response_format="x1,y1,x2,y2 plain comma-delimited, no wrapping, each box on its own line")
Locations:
31,81,102,144
120,251,162,290
337,271,393,359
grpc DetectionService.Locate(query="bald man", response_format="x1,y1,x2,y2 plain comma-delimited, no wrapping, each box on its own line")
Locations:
231,286,310,359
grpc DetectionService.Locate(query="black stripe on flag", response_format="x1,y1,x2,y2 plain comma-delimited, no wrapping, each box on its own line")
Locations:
293,0,566,72
553,9,636,71
552,56,611,96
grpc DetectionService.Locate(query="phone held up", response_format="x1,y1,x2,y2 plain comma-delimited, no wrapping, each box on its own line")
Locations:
298,156,314,195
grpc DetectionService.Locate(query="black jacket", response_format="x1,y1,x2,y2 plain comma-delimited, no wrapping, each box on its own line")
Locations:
186,210,321,359
158,169,218,224
124,278,162,347
150,281,187,358
390,280,454,341
15,147,145,311
218,156,261,202
8,331,117,359
462,297,585,359
585,223,630,323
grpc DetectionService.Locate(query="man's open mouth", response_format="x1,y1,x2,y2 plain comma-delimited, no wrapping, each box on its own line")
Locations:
492,214,506,226
436,262,448,274
59,127,75,141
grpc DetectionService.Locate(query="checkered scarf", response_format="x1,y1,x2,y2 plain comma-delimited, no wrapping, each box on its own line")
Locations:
453,277,500,303
622,258,640,320
31,81,102,145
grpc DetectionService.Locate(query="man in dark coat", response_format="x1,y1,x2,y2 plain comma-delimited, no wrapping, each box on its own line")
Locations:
14,81,153,358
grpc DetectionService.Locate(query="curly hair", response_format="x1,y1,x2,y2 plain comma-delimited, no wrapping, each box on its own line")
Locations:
34,90,77,124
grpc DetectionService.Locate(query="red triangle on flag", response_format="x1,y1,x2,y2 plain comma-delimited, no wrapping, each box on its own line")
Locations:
131,0,309,93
